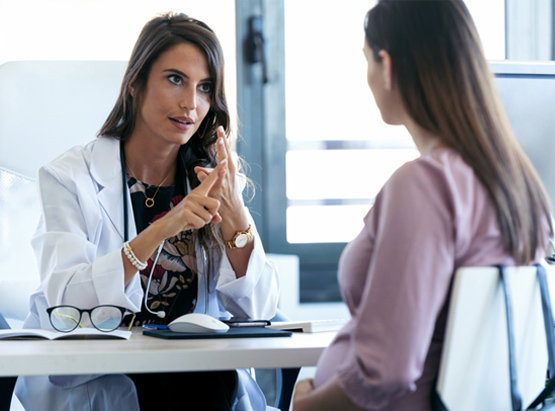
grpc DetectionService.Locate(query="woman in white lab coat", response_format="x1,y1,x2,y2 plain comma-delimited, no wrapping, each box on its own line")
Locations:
15,13,279,411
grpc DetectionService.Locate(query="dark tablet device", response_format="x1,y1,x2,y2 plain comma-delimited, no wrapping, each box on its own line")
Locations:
143,327,292,340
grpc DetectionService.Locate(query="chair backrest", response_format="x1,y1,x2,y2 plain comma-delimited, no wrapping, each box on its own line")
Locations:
0,312,10,330
436,266,549,411
0,60,127,178
0,168,41,325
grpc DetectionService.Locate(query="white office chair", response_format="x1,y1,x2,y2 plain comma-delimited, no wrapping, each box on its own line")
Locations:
0,61,126,411
0,60,127,178
436,266,553,411
0,60,127,325
0,167,41,327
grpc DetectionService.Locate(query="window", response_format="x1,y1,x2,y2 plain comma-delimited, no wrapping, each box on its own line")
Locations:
284,1,417,245
284,0,506,301
236,0,508,303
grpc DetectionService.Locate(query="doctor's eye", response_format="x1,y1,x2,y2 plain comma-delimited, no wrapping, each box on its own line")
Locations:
199,82,212,94
168,74,183,85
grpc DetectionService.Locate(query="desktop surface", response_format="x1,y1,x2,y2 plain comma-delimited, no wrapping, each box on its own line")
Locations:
0,327,336,377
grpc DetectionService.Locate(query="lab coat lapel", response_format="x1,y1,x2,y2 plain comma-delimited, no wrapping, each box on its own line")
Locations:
90,137,137,241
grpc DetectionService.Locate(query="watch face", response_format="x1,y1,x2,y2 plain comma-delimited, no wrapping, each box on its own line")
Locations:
235,233,249,248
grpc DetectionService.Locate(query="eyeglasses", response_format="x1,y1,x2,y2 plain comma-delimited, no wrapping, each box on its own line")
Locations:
46,305,136,332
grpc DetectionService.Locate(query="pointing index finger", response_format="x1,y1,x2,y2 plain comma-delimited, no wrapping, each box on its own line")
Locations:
196,160,226,195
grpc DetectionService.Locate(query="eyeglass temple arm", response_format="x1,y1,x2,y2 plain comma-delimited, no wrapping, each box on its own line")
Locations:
127,313,137,331
52,312,83,328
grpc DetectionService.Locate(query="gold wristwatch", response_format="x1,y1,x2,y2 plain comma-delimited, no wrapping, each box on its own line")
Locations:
224,225,253,249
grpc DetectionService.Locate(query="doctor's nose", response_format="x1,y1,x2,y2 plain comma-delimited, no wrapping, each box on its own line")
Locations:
180,88,197,111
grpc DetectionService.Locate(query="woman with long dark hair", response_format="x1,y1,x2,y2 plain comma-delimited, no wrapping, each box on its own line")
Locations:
293,1,553,409
15,13,279,410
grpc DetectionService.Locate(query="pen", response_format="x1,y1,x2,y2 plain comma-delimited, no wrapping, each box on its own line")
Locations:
142,324,168,330
224,320,270,328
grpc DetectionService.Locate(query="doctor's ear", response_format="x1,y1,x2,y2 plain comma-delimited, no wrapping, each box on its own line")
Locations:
378,50,393,91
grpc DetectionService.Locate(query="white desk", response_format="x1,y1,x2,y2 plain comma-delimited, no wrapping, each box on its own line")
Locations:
0,328,336,377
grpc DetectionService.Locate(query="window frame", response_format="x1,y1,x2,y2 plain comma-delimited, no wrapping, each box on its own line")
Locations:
236,0,346,302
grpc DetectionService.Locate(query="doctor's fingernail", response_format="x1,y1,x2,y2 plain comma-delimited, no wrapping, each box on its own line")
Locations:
218,125,225,133
218,138,224,145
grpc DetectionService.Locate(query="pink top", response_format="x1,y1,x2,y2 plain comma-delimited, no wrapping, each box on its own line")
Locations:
313,148,549,410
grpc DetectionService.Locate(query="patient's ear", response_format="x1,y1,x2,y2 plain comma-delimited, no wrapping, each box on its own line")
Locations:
379,50,393,91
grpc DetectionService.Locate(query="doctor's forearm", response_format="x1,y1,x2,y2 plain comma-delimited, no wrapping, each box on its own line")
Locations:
121,223,168,285
225,242,254,278
220,209,252,278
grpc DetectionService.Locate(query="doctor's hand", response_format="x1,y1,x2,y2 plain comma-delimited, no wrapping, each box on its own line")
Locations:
194,126,250,240
153,160,226,239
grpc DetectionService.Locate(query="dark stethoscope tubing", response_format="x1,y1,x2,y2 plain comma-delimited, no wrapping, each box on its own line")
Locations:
119,142,209,319
120,142,166,318
120,142,129,244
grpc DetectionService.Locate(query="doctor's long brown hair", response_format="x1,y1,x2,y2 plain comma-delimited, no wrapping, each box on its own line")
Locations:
365,0,553,264
100,13,230,266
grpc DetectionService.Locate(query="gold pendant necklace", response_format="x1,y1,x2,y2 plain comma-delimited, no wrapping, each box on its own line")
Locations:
144,172,172,208
127,165,173,208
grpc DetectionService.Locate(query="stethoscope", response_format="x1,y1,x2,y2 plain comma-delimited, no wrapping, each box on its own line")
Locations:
546,239,555,265
119,143,210,320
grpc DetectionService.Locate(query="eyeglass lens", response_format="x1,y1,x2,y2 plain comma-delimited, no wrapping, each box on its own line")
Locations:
49,306,123,332
49,306,81,332
90,306,124,331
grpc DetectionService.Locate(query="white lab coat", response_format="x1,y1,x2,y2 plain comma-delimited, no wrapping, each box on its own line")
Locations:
14,136,280,411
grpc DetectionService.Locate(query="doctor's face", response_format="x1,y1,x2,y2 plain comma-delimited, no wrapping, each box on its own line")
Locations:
132,42,212,147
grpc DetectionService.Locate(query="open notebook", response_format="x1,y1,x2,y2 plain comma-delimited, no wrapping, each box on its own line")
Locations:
0,328,131,340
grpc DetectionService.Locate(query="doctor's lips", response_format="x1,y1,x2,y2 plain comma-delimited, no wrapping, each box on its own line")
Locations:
169,115,194,130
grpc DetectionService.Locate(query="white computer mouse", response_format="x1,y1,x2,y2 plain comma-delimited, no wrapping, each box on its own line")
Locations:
168,313,230,333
